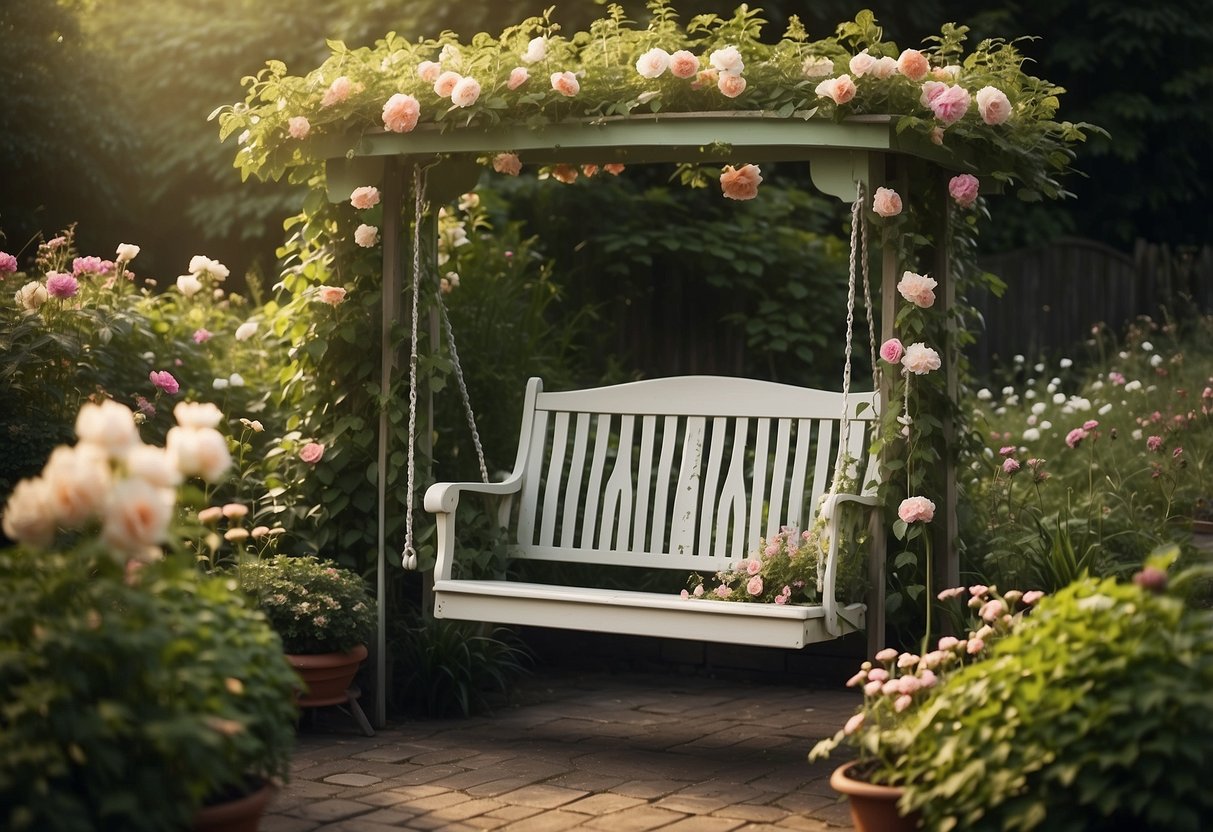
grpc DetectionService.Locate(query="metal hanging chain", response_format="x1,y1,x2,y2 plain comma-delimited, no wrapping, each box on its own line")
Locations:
401,165,426,569
860,188,879,392
436,291,489,484
832,180,866,492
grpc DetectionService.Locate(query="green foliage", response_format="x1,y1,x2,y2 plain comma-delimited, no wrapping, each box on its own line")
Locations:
391,614,532,718
226,555,377,653
0,550,299,832
896,555,1213,831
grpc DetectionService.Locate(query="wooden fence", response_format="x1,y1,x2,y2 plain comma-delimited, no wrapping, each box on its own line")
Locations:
968,238,1213,378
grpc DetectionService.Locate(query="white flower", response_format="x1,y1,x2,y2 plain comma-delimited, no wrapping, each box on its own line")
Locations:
1149,354,1163,367
635,47,670,78
1005,395,1019,406
42,444,112,527
1124,380,1143,392
188,255,230,282
1039,420,1052,430
1031,402,1047,415
1001,386,1015,397
228,373,245,388
14,280,48,312
1098,403,1113,415
1022,428,1040,442
125,445,183,489
234,321,258,341
709,45,744,75
167,426,232,483
1034,363,1045,373
101,477,174,555
1052,393,1066,404
1140,341,1154,352
521,36,546,65
1131,428,1143,440
1046,383,1057,394
213,378,229,390
1013,354,1025,364
1024,390,1037,399
116,243,140,261
354,224,379,248
76,399,139,458
976,388,992,401
1091,380,1104,390
173,401,224,429
1,477,56,549
1059,357,1073,368
176,274,203,297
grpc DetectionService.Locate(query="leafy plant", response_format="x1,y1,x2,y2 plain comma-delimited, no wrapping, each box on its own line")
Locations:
228,555,377,653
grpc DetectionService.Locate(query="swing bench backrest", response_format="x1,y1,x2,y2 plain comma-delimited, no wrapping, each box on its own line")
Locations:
424,376,882,649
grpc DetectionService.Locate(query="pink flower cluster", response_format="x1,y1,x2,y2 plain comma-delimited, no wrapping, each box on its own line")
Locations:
682,526,816,606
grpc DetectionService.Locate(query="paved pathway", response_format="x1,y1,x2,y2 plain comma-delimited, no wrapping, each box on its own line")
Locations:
264,671,858,831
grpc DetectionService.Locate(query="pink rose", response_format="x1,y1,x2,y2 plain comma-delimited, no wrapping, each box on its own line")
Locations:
382,94,420,133
717,72,747,98
635,47,670,79
975,86,1012,125
848,50,877,77
299,442,325,464
1003,458,1021,474
901,342,941,375
814,75,856,105
450,76,481,108
551,71,580,97
897,49,930,81
747,558,762,575
0,251,17,273
492,153,522,176
317,286,347,306
46,272,79,299
349,186,381,210
872,187,902,217
101,478,172,555
433,71,461,98
719,163,762,200
897,271,937,308
898,495,936,524
287,116,310,139
669,50,699,79
417,61,441,83
880,338,904,364
949,174,980,208
929,84,971,125
149,370,180,395
920,80,947,108
321,76,355,108
747,575,763,596
507,67,529,90
714,584,733,599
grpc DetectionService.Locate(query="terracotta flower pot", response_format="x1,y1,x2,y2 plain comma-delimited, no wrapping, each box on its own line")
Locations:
829,761,921,831
193,779,275,832
286,644,368,707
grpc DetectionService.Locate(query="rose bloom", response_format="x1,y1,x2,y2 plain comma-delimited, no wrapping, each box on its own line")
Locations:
450,76,481,108
149,370,180,395
717,72,747,98
416,60,441,83
0,251,18,273
635,47,670,79
321,75,354,107
173,401,224,430
299,442,325,464
880,338,905,364
188,255,229,281
433,70,461,98
975,85,1012,125
492,152,522,176
76,399,139,458
349,185,381,210
949,173,980,208
929,84,971,125
872,187,902,217
507,66,529,90
45,272,79,299
669,50,699,78
747,574,764,596
814,75,856,105
101,477,173,555
125,445,182,490
868,56,898,79
902,342,942,375
116,243,140,262
897,48,930,81
898,495,936,524
42,444,111,527
521,36,546,64
720,163,762,200
897,271,937,308
709,45,744,75
176,273,202,297
551,71,580,97
167,426,231,483
287,116,310,139
382,93,420,132
354,223,379,248
551,164,579,184
1,477,56,549
15,280,48,312
848,50,877,77
317,286,347,306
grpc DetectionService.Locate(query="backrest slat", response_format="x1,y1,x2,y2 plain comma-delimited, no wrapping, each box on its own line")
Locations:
539,411,570,547
669,416,705,555
580,414,612,548
716,417,750,559
650,415,679,553
632,414,657,553
599,415,636,550
809,419,834,524
698,417,728,559
765,418,792,540
748,418,771,547
559,412,592,548
516,408,549,545
785,418,812,533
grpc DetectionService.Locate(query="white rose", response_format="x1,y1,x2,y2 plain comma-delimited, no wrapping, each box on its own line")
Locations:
76,399,139,458
228,373,245,388
354,224,379,248
709,45,744,75
1,477,56,549
234,321,258,341
213,378,229,390
101,477,174,554
848,50,877,77
869,56,898,79
42,444,112,528
173,401,224,429
176,274,203,297
167,426,232,483
635,47,670,79
125,445,183,489
188,255,230,282
116,243,141,261
15,280,48,312
521,36,546,65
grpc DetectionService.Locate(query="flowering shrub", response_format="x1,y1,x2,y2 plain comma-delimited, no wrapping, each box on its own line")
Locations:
683,526,822,605
227,554,376,654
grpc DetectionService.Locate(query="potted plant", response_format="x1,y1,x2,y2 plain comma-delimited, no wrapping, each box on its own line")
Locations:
809,584,1043,831
0,399,299,832
229,554,376,706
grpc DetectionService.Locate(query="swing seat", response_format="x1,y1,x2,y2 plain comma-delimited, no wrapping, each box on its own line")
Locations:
424,376,882,649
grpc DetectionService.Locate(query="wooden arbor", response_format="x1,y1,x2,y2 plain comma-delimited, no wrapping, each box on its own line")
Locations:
319,112,964,726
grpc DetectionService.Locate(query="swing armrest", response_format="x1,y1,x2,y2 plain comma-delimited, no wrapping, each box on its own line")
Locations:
424,477,522,515
820,491,880,637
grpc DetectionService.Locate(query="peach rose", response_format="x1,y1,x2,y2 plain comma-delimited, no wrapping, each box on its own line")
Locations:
898,495,936,524
949,173,980,208
551,71,580,97
450,76,481,108
1,478,54,548
320,76,355,107
872,187,902,218
719,163,762,200
354,223,379,247
975,85,1012,125
635,47,670,79
417,61,441,83
349,186,381,210
669,50,699,78
299,442,325,464
166,426,232,483
382,93,420,133
317,286,347,306
814,75,856,105
173,401,223,429
717,72,747,98
897,271,937,308
76,399,139,458
42,444,111,527
287,116,310,139
124,445,182,490
901,342,942,375
493,152,522,176
507,67,529,90
603,163,625,175
433,70,461,98
897,49,930,81
101,477,173,554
